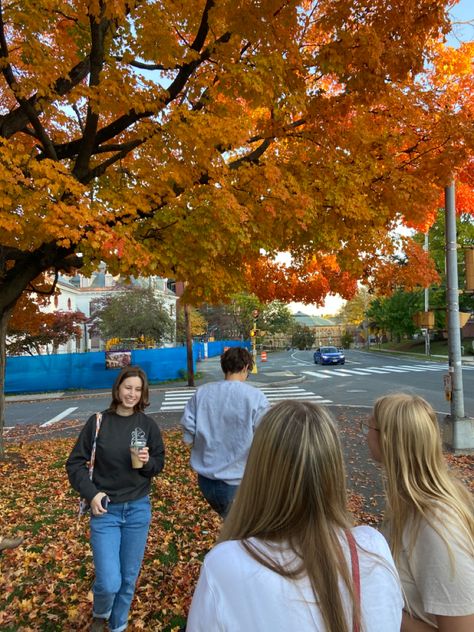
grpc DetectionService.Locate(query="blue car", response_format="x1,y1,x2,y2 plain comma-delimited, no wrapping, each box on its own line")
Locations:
314,346,345,365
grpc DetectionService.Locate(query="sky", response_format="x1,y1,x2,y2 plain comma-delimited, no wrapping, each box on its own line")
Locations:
289,1,473,316
447,0,474,46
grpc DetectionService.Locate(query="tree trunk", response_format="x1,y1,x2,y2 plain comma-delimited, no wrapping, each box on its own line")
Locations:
0,308,12,460
184,303,195,387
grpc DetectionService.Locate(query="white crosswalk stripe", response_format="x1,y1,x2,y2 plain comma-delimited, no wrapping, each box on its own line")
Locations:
303,362,450,381
300,371,332,379
159,385,333,411
332,368,379,376
261,386,332,405
404,364,445,371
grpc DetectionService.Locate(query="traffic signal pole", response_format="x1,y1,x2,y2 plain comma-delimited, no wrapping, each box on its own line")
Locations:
443,182,473,451
251,309,258,374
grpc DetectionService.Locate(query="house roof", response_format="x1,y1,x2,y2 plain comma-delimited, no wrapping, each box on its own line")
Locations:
292,311,335,327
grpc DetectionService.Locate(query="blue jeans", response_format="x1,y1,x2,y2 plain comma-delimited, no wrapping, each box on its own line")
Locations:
90,496,151,632
197,474,238,518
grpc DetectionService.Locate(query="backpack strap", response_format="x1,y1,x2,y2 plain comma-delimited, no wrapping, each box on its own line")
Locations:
346,529,361,632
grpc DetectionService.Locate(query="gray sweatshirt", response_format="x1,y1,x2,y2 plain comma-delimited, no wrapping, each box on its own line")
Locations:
181,380,269,484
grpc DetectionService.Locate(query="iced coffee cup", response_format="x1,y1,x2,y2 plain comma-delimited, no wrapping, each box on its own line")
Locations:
130,438,147,469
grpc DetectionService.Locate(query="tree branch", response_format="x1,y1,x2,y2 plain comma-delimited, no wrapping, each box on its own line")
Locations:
73,7,111,179
190,0,214,52
81,138,144,183
53,31,232,162
0,58,91,139
27,270,58,295
229,138,273,169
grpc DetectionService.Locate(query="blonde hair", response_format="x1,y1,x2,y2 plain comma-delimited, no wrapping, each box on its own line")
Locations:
373,393,474,565
219,400,359,632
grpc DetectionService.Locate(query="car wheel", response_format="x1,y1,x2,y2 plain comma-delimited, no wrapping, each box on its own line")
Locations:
341,360,345,365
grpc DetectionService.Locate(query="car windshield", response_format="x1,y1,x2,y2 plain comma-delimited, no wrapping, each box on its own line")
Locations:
320,347,338,354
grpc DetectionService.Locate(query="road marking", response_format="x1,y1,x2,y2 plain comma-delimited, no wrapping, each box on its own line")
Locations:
302,371,332,379
393,365,433,372
163,392,197,399
40,407,78,427
159,386,333,411
372,366,407,373
330,368,375,376
302,363,455,381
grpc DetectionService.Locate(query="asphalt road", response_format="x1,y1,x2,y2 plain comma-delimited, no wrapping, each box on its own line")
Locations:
4,349,474,429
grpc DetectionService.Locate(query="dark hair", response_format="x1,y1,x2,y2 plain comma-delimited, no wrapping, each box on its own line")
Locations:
220,347,254,374
110,365,150,412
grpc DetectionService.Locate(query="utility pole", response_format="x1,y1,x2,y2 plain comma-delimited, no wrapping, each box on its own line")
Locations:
184,302,195,387
424,232,431,356
443,182,473,451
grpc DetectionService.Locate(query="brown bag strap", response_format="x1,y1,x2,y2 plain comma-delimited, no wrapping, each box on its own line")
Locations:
88,413,103,481
346,529,361,632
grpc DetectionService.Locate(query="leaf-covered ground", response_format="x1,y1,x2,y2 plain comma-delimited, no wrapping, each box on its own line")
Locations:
0,412,472,631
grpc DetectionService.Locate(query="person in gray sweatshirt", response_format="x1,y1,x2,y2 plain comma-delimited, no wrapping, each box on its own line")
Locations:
181,347,269,517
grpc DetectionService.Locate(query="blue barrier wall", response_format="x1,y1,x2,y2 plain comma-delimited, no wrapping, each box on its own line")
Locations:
5,340,250,394
195,339,250,360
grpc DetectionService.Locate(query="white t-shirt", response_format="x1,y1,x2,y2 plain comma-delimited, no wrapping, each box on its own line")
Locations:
396,514,474,627
180,380,269,485
187,526,403,631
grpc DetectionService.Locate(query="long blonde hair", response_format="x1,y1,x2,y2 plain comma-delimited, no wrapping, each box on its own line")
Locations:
219,400,359,632
373,393,474,565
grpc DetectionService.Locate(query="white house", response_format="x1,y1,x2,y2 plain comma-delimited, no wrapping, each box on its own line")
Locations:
42,263,177,353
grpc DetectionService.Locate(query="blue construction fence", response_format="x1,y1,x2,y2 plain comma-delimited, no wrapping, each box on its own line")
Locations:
5,340,250,394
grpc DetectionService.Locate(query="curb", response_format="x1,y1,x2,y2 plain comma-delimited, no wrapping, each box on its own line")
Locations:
260,375,306,388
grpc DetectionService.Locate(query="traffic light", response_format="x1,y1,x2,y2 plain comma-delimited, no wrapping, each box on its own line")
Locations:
465,248,474,292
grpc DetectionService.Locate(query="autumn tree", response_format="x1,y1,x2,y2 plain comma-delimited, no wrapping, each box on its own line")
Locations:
0,1,473,454
8,308,87,356
176,306,207,345
337,287,373,327
89,287,174,346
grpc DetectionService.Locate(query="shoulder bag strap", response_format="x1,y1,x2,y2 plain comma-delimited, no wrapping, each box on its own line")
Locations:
87,413,103,481
346,529,361,632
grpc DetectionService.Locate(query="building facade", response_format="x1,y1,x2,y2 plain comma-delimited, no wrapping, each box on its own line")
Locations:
42,264,177,353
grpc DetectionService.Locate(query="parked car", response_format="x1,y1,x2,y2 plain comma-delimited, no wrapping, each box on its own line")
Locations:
314,346,345,365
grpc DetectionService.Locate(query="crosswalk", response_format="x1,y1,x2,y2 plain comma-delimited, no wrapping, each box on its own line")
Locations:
302,363,452,380
159,385,333,412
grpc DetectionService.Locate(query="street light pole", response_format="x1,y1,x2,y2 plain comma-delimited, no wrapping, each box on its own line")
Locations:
444,182,473,451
